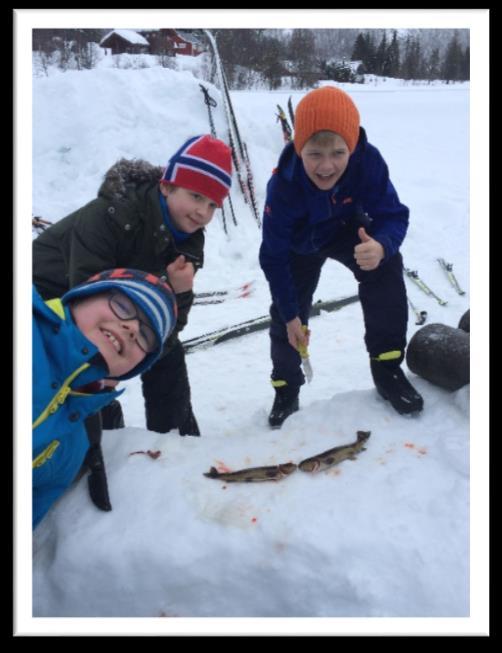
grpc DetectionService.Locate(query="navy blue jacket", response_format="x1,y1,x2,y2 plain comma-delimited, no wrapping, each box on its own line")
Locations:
259,128,409,323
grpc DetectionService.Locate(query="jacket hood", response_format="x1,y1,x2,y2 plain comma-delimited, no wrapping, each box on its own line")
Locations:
98,159,164,201
34,290,111,385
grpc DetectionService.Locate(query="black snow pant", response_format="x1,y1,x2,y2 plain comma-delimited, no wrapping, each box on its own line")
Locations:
82,411,112,511
101,398,125,429
141,339,200,435
92,343,199,435
269,228,408,388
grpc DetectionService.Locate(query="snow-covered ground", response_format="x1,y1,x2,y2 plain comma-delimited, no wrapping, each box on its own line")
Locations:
19,47,489,635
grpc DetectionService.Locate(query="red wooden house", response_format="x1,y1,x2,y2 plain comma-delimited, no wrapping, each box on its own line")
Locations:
100,28,205,57
140,29,205,56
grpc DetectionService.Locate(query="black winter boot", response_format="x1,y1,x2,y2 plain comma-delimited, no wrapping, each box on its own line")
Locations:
85,443,112,512
178,404,201,436
83,412,112,512
370,359,423,415
268,383,300,429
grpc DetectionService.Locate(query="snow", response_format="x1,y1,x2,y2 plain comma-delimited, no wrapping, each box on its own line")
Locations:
21,46,489,635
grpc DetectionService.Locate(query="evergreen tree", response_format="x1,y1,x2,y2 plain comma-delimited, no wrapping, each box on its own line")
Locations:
401,35,424,80
414,38,425,79
385,30,400,77
442,31,464,82
375,31,388,76
351,32,367,62
462,46,470,81
260,35,284,90
426,47,441,81
363,31,378,73
400,35,412,79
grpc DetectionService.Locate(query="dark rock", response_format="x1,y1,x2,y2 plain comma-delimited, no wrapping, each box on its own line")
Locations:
406,323,469,391
458,309,470,333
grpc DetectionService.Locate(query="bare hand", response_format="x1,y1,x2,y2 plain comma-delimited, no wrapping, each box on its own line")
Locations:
102,379,119,389
166,255,195,293
286,317,309,351
354,227,384,271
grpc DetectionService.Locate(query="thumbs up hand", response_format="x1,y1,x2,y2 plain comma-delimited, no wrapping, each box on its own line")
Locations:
354,227,384,271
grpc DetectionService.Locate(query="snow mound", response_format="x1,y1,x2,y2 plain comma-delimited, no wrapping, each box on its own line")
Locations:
33,382,468,617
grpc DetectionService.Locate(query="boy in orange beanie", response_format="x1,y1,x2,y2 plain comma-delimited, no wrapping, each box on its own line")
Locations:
259,86,423,426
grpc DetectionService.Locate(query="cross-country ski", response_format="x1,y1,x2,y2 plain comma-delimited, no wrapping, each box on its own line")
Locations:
404,267,448,305
183,295,359,353
437,257,466,295
193,281,255,305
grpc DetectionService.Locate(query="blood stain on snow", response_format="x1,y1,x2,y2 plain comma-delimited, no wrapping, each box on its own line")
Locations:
215,460,232,473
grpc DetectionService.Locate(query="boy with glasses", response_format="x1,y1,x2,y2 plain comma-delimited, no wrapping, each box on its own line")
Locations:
32,268,177,529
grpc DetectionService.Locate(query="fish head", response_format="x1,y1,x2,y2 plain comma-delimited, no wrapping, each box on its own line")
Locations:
299,459,320,473
279,462,298,476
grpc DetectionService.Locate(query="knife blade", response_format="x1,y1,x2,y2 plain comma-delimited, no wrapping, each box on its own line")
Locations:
298,325,313,383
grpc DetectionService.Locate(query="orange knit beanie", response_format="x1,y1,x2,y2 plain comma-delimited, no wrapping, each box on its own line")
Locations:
294,86,360,155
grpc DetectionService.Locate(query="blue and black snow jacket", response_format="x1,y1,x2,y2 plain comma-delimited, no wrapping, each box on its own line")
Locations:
32,287,122,529
259,128,409,323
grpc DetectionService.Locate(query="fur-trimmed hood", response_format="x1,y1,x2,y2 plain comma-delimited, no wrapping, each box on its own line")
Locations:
98,159,164,201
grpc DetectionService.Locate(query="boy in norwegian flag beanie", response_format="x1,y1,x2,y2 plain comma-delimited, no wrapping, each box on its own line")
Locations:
33,133,233,519
34,131,232,435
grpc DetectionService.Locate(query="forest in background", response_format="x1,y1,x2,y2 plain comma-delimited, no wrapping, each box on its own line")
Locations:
32,28,470,88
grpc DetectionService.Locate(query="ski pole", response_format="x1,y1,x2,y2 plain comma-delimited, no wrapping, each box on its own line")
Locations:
407,297,427,325
199,83,237,230
276,105,292,142
287,96,295,128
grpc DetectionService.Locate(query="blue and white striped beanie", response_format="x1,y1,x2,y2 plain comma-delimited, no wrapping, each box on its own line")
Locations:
63,269,177,379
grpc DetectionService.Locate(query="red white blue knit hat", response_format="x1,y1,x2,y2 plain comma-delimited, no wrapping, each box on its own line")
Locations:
160,135,232,207
63,269,177,380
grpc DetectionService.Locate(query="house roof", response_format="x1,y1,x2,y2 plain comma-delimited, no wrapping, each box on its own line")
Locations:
100,29,149,46
175,30,202,46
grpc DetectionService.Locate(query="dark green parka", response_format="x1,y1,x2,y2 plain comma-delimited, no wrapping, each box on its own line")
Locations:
33,159,204,351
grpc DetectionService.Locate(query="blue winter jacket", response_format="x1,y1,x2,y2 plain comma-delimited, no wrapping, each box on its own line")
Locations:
32,287,123,529
259,128,409,323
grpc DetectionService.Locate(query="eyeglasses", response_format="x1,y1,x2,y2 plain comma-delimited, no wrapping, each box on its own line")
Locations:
108,292,158,354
